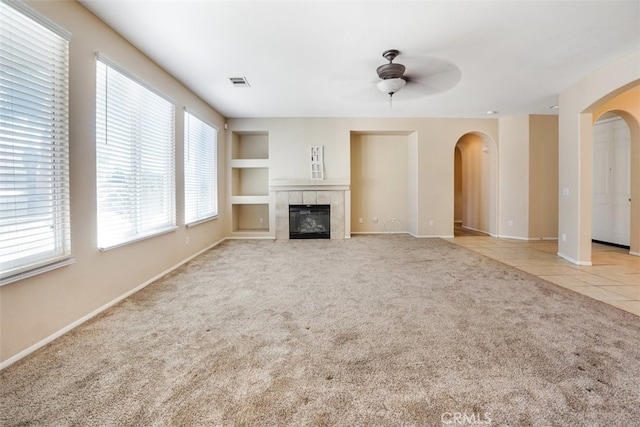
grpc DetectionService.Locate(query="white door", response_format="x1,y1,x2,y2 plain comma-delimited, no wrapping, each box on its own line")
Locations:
592,117,631,246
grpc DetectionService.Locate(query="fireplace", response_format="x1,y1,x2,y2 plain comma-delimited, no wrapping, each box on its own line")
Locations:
272,183,349,240
289,205,330,239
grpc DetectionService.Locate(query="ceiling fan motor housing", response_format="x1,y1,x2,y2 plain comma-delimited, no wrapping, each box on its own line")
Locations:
377,63,406,80
377,49,406,80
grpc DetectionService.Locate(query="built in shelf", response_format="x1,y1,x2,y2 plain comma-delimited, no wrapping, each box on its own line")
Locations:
231,131,268,160
230,159,269,168
230,195,270,204
232,203,269,232
229,130,271,235
231,167,269,197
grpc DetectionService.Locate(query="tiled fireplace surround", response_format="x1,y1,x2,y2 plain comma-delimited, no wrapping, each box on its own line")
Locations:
273,183,349,240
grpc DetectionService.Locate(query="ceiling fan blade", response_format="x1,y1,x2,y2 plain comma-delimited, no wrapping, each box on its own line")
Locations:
404,57,462,96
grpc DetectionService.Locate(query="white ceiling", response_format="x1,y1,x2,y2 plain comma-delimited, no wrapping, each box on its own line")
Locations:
79,0,640,119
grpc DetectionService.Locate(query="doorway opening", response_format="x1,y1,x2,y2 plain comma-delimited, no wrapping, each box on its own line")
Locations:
592,115,631,249
453,133,497,237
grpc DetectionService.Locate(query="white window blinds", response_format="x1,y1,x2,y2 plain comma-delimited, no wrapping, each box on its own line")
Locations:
96,58,175,249
0,0,71,283
184,111,218,224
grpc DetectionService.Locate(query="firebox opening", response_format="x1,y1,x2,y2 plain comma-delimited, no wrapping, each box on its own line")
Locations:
289,205,330,239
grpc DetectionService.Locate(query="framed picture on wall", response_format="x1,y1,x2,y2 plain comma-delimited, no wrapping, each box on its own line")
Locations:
310,145,324,180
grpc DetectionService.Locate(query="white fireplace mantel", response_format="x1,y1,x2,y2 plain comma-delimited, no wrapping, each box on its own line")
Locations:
270,179,350,192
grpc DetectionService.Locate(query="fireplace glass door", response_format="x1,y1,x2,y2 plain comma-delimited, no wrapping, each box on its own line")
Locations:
289,205,330,239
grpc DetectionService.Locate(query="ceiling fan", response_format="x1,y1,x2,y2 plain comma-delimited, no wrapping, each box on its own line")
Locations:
374,49,462,105
376,49,407,100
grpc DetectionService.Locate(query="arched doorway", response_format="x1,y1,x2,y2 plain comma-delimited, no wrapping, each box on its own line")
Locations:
454,132,497,236
558,57,638,265
592,114,632,248
590,105,640,256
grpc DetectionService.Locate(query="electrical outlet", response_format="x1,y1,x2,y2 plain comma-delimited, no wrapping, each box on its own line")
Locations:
508,220,513,227
429,219,434,226
372,217,378,224
259,217,263,224
185,236,189,245
359,218,363,223
562,233,567,242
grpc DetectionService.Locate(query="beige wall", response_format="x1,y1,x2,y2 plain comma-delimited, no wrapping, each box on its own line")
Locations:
497,115,559,240
407,132,419,235
454,148,463,222
498,116,530,238
558,51,639,264
529,115,559,239
227,117,500,238
350,134,409,233
1,1,227,365
231,115,548,241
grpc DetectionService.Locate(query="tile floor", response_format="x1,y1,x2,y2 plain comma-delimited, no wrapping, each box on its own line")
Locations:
447,235,640,317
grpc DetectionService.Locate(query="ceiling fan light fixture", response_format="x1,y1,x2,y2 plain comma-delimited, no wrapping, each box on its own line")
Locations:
377,77,406,95
376,49,407,105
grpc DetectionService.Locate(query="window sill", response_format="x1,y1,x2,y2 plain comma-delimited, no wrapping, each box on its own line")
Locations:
0,257,76,287
98,226,178,251
186,215,218,228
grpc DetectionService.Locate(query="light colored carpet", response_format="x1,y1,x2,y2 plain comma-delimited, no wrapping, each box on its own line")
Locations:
2,235,639,426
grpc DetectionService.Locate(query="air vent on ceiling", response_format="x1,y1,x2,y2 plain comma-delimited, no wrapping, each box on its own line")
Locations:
229,77,250,87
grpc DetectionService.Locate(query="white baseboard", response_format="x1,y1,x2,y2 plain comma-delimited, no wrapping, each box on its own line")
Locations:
488,232,558,241
0,238,227,371
629,251,640,257
460,225,493,236
410,233,455,239
557,252,592,266
225,236,275,240
350,231,408,235
497,234,558,241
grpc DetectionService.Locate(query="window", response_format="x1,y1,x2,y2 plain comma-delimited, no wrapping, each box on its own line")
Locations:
0,1,71,283
184,111,218,224
96,58,175,249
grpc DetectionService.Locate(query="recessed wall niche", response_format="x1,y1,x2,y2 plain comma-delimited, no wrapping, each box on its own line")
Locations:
229,131,270,236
